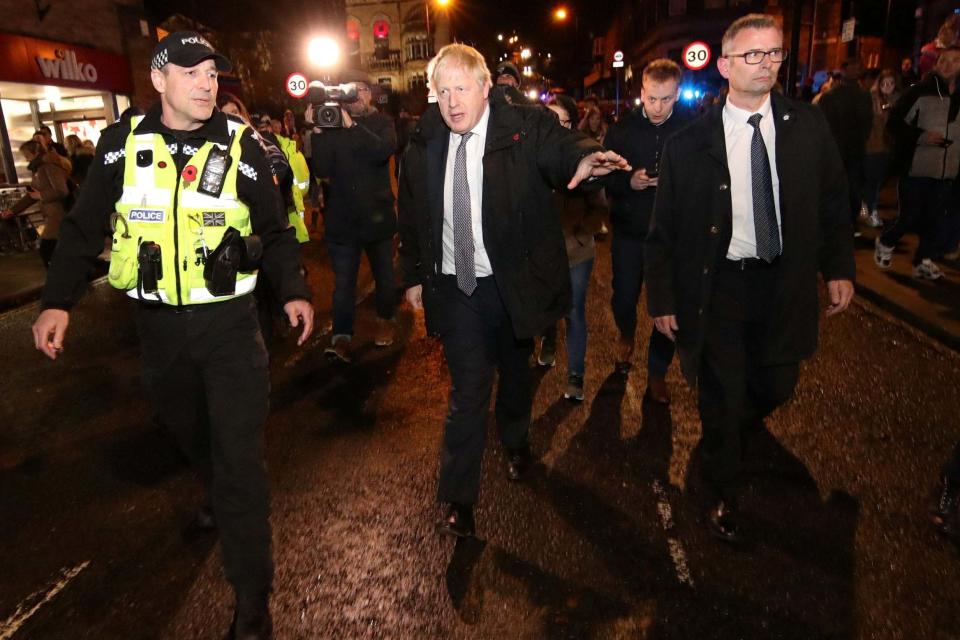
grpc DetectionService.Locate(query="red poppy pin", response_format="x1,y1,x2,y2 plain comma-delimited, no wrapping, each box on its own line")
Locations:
158,161,167,169
182,165,197,183
512,133,520,141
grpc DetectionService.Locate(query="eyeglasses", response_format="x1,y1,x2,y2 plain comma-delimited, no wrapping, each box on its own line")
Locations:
725,48,789,64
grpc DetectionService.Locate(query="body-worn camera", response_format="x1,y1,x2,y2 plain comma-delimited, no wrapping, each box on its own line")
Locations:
304,81,359,128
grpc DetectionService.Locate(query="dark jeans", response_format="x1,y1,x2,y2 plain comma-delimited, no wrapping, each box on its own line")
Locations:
136,295,272,600
436,275,533,505
326,236,396,336
881,177,954,265
697,262,799,496
542,258,594,377
611,230,675,376
843,156,865,224
862,152,891,213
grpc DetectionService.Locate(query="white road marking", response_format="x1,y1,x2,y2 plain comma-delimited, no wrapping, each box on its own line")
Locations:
0,561,90,640
652,480,695,587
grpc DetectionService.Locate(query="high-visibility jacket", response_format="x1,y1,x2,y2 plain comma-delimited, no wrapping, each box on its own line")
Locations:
276,134,310,243
108,115,257,305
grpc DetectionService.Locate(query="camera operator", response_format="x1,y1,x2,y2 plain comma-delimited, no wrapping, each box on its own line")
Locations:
311,70,398,362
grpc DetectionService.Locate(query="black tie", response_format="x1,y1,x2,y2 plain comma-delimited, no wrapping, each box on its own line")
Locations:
747,113,781,262
452,132,476,295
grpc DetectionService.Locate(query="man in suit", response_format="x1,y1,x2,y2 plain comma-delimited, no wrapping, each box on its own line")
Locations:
645,14,855,544
398,43,629,537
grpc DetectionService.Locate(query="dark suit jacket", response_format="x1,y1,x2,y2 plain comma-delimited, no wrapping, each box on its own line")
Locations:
398,92,602,339
645,92,855,384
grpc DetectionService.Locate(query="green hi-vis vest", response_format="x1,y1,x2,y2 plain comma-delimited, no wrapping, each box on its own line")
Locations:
276,134,310,243
108,116,257,305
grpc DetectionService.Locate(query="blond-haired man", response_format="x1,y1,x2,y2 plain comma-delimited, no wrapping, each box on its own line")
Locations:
399,44,629,537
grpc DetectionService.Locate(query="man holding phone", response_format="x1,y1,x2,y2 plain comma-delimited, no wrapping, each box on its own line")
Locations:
875,45,960,280
604,58,692,403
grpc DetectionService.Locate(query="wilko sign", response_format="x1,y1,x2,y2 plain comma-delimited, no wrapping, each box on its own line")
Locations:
36,49,99,83
0,33,132,93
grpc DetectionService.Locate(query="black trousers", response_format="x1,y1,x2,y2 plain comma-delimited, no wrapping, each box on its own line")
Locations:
945,441,960,483
436,275,533,505
136,295,272,600
697,261,799,497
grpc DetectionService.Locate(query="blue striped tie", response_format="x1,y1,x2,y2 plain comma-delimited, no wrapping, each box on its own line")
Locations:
747,113,781,262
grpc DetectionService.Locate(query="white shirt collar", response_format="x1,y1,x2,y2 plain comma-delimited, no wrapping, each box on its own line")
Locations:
723,94,772,127
456,103,491,140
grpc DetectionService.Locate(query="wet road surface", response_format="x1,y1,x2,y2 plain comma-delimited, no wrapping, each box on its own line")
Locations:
1,238,959,639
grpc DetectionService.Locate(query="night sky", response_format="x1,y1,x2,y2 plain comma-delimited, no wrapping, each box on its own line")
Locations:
146,0,618,56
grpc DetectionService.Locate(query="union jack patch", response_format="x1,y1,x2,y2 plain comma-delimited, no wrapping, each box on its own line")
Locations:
202,211,226,227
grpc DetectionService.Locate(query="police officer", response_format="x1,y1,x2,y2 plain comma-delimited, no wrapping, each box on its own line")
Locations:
31,32,313,640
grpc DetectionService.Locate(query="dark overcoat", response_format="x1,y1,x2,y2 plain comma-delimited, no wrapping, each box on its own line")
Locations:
311,111,397,243
645,92,856,384
398,92,601,339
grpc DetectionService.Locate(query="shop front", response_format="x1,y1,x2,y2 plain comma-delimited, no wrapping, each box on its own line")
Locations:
0,32,134,184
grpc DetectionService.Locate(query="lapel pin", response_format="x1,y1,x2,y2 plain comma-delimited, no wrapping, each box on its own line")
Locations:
182,165,198,183
158,161,167,169
783,114,790,121
513,133,520,141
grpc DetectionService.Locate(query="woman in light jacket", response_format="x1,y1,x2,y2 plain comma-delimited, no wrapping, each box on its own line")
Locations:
1,140,70,268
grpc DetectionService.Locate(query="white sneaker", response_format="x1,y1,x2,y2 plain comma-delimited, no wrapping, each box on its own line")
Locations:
912,259,944,281
874,237,894,269
866,210,883,228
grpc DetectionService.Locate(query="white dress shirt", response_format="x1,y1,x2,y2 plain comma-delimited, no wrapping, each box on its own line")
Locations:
722,96,783,260
442,104,493,278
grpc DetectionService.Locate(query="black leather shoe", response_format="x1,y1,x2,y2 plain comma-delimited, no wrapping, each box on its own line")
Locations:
227,597,272,640
930,474,960,536
707,500,743,544
436,503,475,538
183,504,217,539
506,445,532,482
194,504,216,531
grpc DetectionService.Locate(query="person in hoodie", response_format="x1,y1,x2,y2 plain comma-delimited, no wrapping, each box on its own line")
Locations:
875,45,960,280
1,140,71,267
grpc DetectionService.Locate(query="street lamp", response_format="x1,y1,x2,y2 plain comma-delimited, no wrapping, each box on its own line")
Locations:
520,48,531,60
553,7,568,22
425,0,452,54
307,36,341,69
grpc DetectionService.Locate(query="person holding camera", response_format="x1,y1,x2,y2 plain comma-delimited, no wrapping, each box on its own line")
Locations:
311,70,398,362
875,45,960,280
602,58,691,403
31,32,313,640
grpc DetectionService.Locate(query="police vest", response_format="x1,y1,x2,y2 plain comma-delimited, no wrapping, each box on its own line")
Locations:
108,116,257,305
276,134,310,243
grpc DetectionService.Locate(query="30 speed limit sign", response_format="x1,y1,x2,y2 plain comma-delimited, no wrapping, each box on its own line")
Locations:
286,72,309,99
682,41,712,71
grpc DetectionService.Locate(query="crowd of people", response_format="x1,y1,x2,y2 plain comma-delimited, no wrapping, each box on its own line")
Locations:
21,13,960,640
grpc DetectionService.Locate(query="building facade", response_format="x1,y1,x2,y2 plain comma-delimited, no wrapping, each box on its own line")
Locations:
0,0,155,183
344,0,451,94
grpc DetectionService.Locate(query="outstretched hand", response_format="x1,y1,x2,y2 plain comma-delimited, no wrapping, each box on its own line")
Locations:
567,151,631,190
